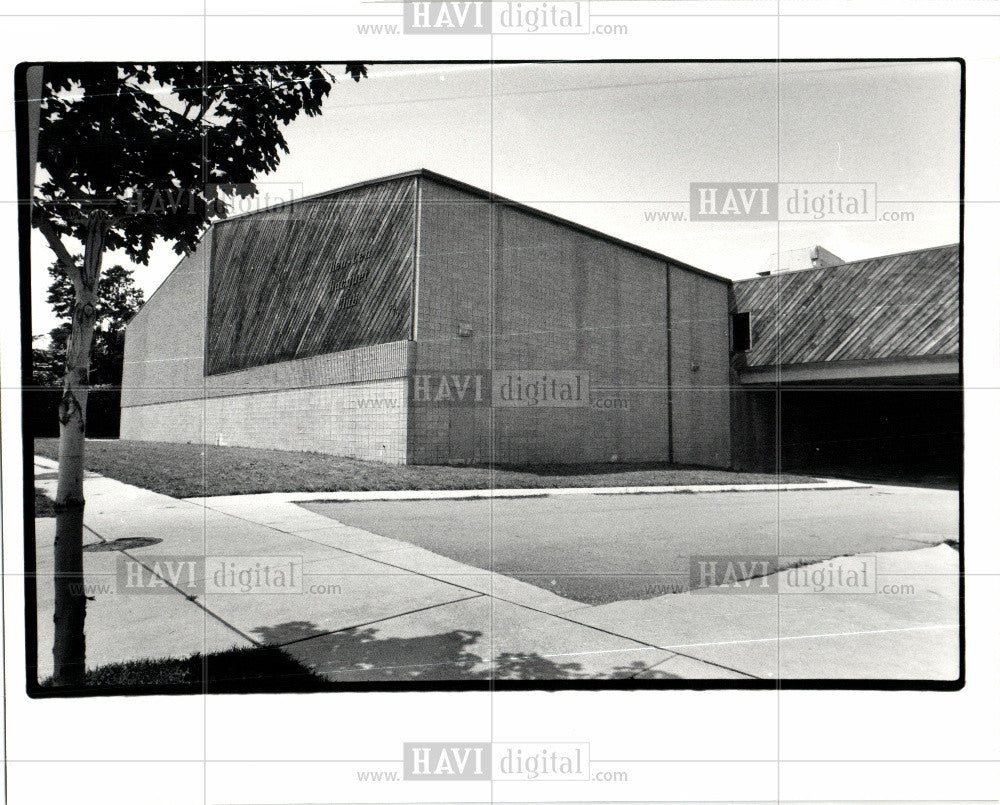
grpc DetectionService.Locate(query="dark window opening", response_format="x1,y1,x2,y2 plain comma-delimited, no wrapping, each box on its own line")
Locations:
731,311,752,352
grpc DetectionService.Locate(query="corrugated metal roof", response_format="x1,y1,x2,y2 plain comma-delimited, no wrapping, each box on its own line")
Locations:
733,243,959,367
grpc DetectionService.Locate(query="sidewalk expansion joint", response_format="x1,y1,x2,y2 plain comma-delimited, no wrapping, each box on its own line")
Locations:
269,593,487,649
193,504,761,679
82,523,263,650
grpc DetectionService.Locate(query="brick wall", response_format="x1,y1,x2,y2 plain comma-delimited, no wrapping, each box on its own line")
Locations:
120,378,409,463
121,225,414,462
121,173,732,468
120,229,212,408
668,266,732,467
411,176,725,466
409,178,492,464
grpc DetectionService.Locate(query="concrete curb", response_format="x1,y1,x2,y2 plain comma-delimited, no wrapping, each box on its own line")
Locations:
185,478,868,506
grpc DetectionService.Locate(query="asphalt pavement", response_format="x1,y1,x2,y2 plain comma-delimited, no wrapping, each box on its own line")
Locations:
302,485,958,604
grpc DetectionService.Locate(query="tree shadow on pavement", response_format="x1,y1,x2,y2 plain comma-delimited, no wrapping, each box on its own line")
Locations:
251,620,681,682
37,619,680,695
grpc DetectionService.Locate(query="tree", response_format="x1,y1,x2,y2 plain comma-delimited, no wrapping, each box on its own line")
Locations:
31,335,63,388
42,261,145,387
33,62,367,686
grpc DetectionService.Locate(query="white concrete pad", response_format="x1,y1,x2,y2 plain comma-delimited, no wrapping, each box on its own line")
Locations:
186,477,867,507
576,545,960,680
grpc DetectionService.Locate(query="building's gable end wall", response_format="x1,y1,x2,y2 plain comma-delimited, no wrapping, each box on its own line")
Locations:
122,171,733,468
412,177,731,467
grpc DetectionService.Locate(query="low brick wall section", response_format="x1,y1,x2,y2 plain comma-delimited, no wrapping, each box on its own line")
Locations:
120,377,409,463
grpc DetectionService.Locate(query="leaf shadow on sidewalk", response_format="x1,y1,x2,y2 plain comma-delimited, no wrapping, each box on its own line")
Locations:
251,620,680,682
36,619,679,694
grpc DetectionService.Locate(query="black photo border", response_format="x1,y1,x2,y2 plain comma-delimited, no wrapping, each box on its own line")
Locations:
15,57,966,697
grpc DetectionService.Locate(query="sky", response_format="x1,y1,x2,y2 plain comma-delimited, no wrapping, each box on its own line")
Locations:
30,60,961,338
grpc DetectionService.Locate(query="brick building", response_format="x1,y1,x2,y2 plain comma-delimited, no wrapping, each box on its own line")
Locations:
120,170,960,476
120,170,731,466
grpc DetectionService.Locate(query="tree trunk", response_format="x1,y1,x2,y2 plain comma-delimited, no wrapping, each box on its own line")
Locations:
51,212,108,687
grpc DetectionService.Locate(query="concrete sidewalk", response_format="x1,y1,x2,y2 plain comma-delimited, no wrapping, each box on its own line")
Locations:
33,457,731,682
32,457,958,683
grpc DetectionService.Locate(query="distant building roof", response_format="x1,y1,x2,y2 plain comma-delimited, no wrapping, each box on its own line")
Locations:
762,244,844,274
734,243,959,368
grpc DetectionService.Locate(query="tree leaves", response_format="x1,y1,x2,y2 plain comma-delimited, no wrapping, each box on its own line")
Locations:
34,62,367,264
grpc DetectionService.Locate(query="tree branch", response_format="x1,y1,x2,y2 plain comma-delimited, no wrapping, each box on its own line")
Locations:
191,98,217,126
35,217,83,289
